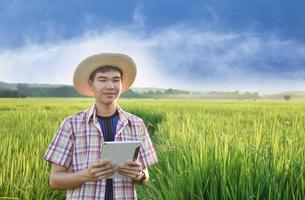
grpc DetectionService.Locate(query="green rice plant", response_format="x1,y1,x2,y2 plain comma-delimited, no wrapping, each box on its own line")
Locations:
0,98,304,199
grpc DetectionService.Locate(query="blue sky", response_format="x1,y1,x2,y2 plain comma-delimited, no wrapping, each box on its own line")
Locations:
0,0,305,92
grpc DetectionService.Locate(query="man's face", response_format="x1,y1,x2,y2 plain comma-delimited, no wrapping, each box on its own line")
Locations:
89,70,122,105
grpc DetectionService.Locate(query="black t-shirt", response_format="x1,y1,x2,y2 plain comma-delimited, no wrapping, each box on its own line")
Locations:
97,111,119,200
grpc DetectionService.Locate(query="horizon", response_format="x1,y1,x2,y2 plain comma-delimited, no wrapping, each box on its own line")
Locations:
1,80,304,95
0,1,305,93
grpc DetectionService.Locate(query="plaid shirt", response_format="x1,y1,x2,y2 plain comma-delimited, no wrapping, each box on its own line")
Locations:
44,104,158,200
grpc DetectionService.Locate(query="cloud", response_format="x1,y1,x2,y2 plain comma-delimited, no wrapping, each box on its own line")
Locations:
0,24,304,92
0,27,168,89
133,5,145,27
146,28,305,92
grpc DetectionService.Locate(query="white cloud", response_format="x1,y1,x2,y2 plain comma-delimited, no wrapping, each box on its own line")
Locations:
0,27,168,89
0,25,305,93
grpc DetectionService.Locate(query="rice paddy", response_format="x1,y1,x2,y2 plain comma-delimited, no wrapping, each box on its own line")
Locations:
0,98,304,199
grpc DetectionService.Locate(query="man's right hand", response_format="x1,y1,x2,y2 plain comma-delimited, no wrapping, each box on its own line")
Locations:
49,160,117,189
80,160,118,182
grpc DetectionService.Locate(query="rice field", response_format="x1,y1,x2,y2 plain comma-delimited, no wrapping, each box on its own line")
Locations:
0,98,305,199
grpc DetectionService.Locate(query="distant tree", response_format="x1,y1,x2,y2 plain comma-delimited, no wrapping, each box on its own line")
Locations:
164,88,189,95
284,95,291,101
24,86,83,97
155,90,162,96
165,88,175,94
0,90,26,98
17,84,32,96
120,89,143,98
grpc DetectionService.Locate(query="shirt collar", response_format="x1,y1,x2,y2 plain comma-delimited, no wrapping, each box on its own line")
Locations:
85,104,129,125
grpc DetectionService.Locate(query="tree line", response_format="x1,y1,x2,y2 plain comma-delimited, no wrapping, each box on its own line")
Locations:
0,84,190,98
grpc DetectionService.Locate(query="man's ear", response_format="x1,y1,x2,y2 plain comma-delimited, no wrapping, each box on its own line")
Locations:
88,79,93,89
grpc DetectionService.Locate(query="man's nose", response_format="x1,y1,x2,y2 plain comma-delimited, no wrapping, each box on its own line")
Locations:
105,81,115,89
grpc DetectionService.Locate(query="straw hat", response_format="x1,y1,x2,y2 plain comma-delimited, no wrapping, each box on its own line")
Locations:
73,53,137,96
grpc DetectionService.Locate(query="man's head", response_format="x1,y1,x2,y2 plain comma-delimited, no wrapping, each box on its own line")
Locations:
73,53,137,97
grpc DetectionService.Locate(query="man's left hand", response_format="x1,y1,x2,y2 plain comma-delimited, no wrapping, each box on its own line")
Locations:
118,160,143,181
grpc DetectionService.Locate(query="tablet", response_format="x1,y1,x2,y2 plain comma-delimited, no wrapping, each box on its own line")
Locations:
100,141,142,179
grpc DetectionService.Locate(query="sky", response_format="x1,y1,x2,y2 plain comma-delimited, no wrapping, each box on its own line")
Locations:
0,0,305,93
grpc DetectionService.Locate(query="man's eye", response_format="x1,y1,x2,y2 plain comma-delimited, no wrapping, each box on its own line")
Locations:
113,79,120,82
98,79,106,82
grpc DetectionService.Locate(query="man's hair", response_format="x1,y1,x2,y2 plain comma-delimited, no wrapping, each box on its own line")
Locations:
89,65,123,81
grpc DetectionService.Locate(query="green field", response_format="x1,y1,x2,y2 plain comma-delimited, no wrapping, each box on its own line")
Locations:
0,98,305,199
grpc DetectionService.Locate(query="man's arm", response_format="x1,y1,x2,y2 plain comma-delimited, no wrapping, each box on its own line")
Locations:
49,160,118,190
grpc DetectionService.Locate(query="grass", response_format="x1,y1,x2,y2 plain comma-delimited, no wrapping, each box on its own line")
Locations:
0,98,304,199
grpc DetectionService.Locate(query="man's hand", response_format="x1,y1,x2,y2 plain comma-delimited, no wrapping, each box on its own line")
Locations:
80,160,118,182
49,160,118,190
117,160,143,181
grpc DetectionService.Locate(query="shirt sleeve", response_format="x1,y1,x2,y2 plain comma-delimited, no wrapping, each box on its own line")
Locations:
43,118,74,168
138,120,158,169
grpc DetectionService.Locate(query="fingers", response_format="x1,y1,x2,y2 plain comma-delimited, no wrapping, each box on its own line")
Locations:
90,160,112,168
118,167,141,175
90,163,117,175
120,161,142,171
85,160,118,181
118,163,142,180
96,167,117,179
118,170,140,180
84,160,143,181
124,160,142,167
89,160,117,173
119,165,142,173
118,160,142,179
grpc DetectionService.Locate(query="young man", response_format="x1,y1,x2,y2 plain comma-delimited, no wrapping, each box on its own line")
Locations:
44,53,158,200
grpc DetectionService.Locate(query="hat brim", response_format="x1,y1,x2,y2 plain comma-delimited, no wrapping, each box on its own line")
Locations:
73,53,137,96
